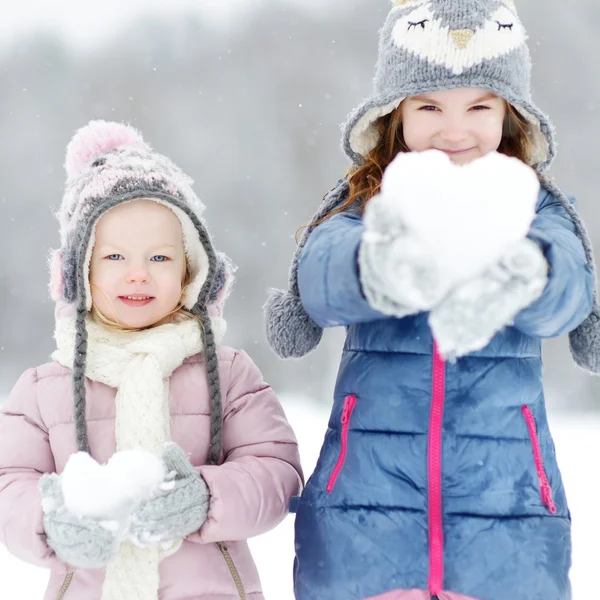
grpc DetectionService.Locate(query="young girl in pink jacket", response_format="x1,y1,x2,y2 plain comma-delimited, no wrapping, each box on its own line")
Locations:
0,120,303,600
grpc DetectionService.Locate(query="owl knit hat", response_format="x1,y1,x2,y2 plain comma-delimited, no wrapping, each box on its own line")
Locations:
50,120,232,463
264,0,600,374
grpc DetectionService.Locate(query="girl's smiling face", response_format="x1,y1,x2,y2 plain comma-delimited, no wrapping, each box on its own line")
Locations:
400,87,507,164
89,199,187,329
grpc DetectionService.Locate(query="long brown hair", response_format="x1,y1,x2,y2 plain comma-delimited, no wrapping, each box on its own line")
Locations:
320,101,535,224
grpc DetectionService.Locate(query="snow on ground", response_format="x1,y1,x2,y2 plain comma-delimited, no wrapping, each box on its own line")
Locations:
0,396,596,599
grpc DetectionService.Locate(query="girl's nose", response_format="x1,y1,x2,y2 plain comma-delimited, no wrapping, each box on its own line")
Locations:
439,121,469,143
126,269,150,284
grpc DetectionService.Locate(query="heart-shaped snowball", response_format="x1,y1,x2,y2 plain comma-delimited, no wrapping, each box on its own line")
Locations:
379,149,540,282
61,450,165,520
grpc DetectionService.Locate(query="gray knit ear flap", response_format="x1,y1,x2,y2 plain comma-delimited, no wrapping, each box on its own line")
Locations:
208,251,235,306
265,179,350,359
538,174,600,374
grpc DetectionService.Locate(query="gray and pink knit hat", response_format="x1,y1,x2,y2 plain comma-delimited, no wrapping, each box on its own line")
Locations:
50,120,232,462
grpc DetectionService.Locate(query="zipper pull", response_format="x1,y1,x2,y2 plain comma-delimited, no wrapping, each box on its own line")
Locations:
541,484,557,514
341,395,356,424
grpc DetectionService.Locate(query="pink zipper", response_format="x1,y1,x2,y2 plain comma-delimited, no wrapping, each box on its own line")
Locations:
428,343,446,596
521,406,557,515
326,394,357,493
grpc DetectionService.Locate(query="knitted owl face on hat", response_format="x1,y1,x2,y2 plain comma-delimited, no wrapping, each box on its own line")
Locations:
264,0,600,375
343,0,554,171
51,120,232,457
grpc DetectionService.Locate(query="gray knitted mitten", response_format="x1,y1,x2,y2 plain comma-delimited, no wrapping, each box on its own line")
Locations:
39,473,122,569
359,193,455,316
430,238,548,359
128,443,210,547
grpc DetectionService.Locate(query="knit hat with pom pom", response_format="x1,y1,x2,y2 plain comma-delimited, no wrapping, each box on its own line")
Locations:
51,120,232,312
51,120,232,461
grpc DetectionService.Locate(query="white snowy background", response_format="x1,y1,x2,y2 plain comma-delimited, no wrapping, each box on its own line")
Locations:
1,0,598,598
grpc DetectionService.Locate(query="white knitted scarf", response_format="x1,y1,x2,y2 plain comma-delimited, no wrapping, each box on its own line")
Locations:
52,315,225,600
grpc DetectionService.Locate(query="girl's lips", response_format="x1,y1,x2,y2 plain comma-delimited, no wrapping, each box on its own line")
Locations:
118,296,155,307
439,147,475,155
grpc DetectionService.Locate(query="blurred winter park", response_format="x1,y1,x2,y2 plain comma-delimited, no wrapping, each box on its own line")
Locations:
0,0,599,597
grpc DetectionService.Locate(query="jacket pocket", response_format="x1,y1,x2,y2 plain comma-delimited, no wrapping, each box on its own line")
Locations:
55,572,74,600
326,394,357,493
521,405,557,514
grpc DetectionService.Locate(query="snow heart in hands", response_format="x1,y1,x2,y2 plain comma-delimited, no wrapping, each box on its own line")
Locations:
378,149,541,283
60,449,166,521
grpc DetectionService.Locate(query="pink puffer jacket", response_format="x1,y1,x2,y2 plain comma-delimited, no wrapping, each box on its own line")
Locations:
0,346,303,600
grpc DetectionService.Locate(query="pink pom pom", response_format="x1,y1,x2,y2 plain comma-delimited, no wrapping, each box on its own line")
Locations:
65,120,150,179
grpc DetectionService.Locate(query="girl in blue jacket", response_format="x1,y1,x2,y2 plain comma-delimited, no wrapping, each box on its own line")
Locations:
265,1,599,600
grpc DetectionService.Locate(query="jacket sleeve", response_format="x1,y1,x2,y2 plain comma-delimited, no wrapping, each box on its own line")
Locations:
193,351,303,543
514,191,595,337
0,369,61,568
297,212,391,327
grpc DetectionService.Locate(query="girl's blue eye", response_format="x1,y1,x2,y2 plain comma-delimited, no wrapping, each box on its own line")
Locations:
151,255,169,262
418,105,439,111
106,254,123,260
471,105,491,111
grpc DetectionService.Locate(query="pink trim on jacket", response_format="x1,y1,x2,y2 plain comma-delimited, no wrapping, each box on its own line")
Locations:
521,406,557,514
326,394,357,493
364,587,481,599
428,343,446,596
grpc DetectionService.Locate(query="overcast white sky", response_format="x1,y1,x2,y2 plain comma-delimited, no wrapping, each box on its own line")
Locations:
1,0,328,47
